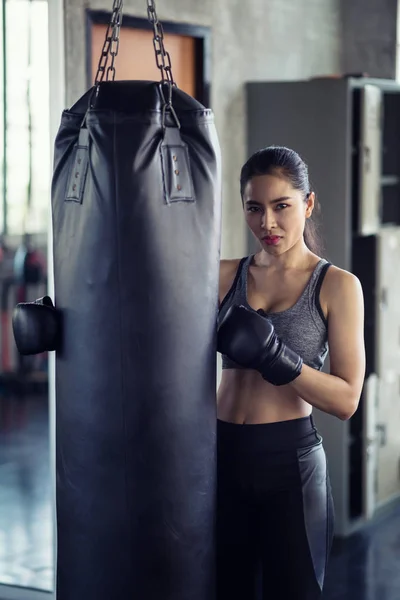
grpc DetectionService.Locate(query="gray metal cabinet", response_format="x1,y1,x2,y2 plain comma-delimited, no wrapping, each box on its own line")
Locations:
375,228,400,505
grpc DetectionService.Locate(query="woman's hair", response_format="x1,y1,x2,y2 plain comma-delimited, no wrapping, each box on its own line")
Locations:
240,146,324,256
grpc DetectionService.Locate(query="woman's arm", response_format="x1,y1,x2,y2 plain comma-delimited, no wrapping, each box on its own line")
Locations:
289,268,366,420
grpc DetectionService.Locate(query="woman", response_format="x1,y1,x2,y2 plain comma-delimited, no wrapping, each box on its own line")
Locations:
216,146,365,600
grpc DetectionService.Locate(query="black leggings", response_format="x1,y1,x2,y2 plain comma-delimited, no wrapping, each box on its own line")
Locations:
217,415,334,600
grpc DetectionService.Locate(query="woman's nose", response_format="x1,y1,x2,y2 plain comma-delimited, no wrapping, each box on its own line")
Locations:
261,210,276,230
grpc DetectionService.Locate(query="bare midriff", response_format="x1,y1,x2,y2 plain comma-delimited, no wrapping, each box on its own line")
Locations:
217,368,312,425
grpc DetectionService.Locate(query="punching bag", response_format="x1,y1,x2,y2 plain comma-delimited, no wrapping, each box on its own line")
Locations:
51,40,221,600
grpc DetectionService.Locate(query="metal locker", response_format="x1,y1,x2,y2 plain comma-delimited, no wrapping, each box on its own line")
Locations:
362,373,378,520
375,227,400,505
358,85,383,236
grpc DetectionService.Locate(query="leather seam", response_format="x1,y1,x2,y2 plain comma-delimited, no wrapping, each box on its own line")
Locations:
112,112,132,567
159,138,168,205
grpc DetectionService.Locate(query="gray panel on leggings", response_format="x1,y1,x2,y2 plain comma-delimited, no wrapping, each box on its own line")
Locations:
297,441,334,590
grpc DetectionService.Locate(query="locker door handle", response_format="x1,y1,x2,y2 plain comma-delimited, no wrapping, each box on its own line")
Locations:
380,287,388,308
363,146,371,172
376,424,387,446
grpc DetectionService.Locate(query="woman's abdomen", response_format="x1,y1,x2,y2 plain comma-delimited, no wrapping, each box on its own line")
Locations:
217,369,312,424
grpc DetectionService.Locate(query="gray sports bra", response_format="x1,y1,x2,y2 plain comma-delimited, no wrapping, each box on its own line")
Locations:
219,255,331,371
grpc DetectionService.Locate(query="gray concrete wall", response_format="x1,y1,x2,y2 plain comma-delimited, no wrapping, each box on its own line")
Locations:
64,0,341,259
340,0,398,79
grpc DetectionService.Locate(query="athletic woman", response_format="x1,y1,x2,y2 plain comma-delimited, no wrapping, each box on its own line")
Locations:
216,146,365,600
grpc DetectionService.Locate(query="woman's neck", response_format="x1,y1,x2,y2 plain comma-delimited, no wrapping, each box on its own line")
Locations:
254,241,315,271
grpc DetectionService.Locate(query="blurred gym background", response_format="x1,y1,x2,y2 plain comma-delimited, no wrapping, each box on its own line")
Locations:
0,0,400,598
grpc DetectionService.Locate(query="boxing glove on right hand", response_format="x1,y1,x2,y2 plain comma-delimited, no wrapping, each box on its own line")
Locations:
12,296,61,355
217,304,303,386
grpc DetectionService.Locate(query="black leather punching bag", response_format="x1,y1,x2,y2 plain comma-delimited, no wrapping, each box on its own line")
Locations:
51,80,221,599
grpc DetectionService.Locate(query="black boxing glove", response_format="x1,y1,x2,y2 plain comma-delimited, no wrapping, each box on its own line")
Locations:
217,304,303,386
12,296,61,355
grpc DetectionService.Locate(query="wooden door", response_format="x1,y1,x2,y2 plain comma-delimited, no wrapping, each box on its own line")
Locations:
90,24,196,98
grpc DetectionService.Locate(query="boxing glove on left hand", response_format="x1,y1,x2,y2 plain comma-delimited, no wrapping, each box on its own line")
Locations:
217,304,303,386
12,296,61,355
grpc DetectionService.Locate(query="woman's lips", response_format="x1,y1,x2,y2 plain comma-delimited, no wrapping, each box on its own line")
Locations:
263,235,282,246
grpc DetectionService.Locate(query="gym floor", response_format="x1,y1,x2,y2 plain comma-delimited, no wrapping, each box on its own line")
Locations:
324,508,400,599
0,393,53,592
0,394,399,599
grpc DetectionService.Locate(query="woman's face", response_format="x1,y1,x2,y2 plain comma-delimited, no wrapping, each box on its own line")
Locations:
242,173,314,255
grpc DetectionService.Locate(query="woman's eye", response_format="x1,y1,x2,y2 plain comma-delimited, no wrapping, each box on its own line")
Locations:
275,203,289,210
246,206,260,213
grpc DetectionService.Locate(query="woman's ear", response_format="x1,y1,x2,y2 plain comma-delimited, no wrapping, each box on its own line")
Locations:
305,192,315,218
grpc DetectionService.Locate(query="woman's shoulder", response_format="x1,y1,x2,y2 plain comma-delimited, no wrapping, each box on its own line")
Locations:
321,263,363,310
220,257,243,276
219,257,246,304
323,263,361,289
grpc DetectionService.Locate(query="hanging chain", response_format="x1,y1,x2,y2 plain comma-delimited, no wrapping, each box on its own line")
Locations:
89,0,179,127
147,0,179,127
94,0,123,86
147,0,175,86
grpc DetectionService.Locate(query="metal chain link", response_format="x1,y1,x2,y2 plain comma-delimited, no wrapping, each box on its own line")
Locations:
147,0,175,86
93,0,124,86
90,0,179,127
146,0,179,127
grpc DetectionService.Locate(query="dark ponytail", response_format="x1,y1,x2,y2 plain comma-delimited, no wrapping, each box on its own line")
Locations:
240,146,324,256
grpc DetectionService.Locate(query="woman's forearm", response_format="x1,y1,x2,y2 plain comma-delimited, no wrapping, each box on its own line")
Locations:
289,364,360,420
